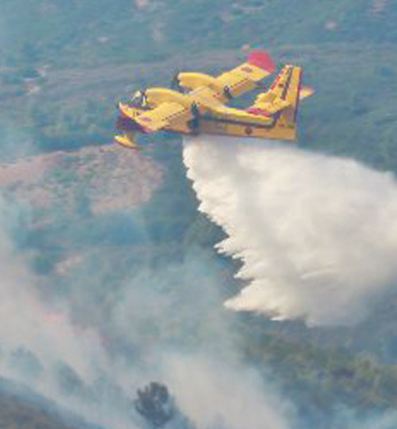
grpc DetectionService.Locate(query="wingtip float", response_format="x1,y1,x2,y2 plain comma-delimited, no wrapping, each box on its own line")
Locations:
114,50,314,150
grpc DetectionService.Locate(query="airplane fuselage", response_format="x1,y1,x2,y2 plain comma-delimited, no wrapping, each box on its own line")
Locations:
116,61,304,148
125,87,296,141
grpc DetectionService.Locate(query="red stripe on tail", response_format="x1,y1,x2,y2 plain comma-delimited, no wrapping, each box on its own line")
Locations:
248,51,276,74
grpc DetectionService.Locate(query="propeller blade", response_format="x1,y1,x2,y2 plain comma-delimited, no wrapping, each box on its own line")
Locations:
170,72,182,91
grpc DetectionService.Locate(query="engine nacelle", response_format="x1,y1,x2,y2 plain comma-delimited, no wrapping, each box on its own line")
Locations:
177,72,224,92
145,87,190,108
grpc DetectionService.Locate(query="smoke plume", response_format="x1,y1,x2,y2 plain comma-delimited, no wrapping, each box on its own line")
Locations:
0,193,292,429
162,354,292,429
183,136,397,326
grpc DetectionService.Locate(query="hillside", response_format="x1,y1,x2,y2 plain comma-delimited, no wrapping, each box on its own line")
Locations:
0,392,82,429
0,145,162,218
0,1,397,429
1,0,396,70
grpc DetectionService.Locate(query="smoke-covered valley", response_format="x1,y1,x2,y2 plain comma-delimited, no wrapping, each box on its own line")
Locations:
0,159,295,429
0,135,396,429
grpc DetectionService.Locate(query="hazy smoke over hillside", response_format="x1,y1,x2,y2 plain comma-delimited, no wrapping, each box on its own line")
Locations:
0,195,293,429
163,354,292,429
183,136,397,326
2,134,397,429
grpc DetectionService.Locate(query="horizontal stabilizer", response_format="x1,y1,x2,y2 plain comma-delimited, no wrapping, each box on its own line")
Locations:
299,86,314,101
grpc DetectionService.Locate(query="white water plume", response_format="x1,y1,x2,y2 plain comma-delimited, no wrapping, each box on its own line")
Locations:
183,136,397,326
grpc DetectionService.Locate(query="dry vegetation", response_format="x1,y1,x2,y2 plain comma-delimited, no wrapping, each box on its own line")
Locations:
0,144,163,217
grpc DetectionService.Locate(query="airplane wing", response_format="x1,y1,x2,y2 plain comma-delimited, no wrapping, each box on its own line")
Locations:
177,51,276,104
215,51,276,98
122,102,193,133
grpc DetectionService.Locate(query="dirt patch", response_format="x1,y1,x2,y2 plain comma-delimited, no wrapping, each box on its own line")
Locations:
0,144,163,216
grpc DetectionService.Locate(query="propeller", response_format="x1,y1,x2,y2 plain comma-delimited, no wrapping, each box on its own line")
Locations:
170,71,183,92
223,85,233,100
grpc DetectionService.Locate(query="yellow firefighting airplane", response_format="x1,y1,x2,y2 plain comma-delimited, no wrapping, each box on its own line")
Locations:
115,51,313,149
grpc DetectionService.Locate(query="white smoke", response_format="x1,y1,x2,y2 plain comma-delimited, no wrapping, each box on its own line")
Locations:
162,354,292,429
0,197,140,429
0,195,292,429
183,136,397,326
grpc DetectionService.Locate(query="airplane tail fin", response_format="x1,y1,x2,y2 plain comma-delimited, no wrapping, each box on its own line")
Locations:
276,65,302,130
247,65,313,138
248,65,302,116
